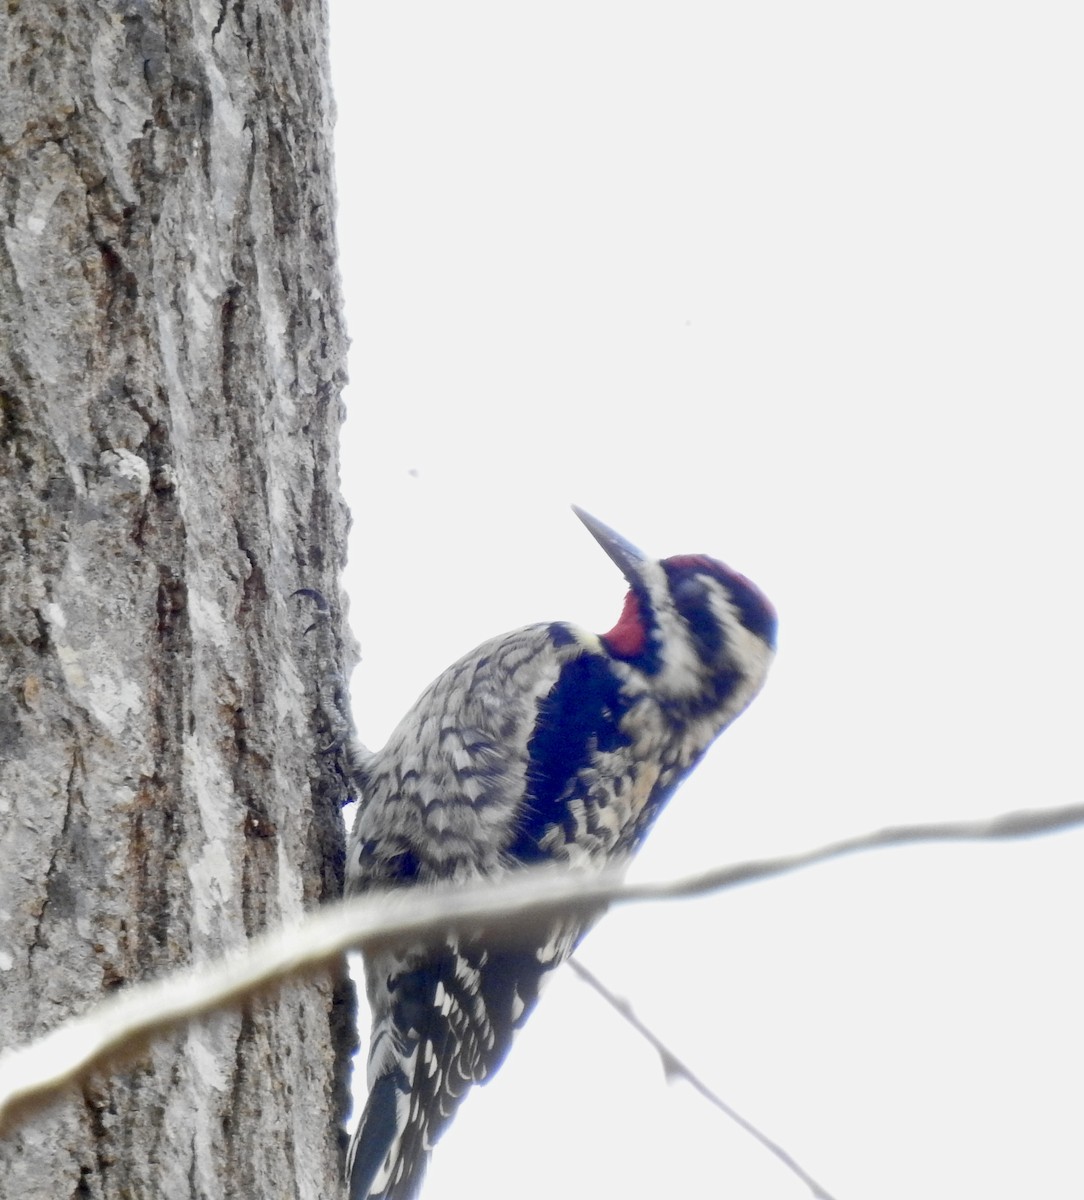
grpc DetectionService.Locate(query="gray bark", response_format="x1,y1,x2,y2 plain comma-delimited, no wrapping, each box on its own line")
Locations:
0,2,354,1197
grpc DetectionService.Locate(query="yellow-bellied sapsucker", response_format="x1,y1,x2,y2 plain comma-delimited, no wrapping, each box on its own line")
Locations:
344,508,776,1200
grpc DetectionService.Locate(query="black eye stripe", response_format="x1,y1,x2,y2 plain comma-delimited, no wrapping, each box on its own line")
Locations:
669,573,723,661
721,575,778,647
665,560,777,652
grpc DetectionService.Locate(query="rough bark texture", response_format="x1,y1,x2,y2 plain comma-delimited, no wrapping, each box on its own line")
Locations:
0,2,354,1197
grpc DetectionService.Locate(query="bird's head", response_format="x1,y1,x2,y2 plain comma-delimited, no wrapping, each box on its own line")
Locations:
574,506,777,718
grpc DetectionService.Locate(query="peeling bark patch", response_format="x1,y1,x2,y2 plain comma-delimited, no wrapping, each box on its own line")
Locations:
156,570,187,641
128,781,180,963
244,807,276,839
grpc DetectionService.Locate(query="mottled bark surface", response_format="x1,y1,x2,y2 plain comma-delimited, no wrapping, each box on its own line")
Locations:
0,2,354,1196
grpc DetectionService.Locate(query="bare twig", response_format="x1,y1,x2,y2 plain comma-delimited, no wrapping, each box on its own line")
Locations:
1,801,1080,1135
569,959,838,1200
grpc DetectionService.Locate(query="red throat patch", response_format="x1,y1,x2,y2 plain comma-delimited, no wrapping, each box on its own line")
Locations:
601,589,647,658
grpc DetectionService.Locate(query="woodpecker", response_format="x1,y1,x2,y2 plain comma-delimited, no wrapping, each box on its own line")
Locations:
344,508,776,1200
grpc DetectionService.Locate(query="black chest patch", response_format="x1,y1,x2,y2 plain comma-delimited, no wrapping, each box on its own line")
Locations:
509,652,635,862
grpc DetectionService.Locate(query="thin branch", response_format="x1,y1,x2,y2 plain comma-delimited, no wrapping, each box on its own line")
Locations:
1,801,1080,1135
569,959,838,1200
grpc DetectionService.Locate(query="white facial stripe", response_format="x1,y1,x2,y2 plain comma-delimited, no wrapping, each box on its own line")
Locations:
638,560,705,695
708,585,774,683
636,566,774,700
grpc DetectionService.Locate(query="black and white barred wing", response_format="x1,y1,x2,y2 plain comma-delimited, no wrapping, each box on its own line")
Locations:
345,626,597,1199
347,922,586,1200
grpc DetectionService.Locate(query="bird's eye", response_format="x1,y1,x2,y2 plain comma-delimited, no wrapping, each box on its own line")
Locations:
671,573,708,610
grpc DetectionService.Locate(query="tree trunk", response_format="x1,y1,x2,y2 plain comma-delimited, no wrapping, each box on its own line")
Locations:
0,3,353,1196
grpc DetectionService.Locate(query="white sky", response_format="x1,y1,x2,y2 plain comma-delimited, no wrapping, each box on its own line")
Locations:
327,4,1084,1197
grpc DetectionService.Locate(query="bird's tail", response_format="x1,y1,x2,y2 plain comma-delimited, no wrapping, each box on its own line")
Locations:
346,932,578,1199
346,939,494,1200
347,1064,427,1200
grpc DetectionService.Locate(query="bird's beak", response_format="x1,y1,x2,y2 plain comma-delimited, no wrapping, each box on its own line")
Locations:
572,506,646,583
